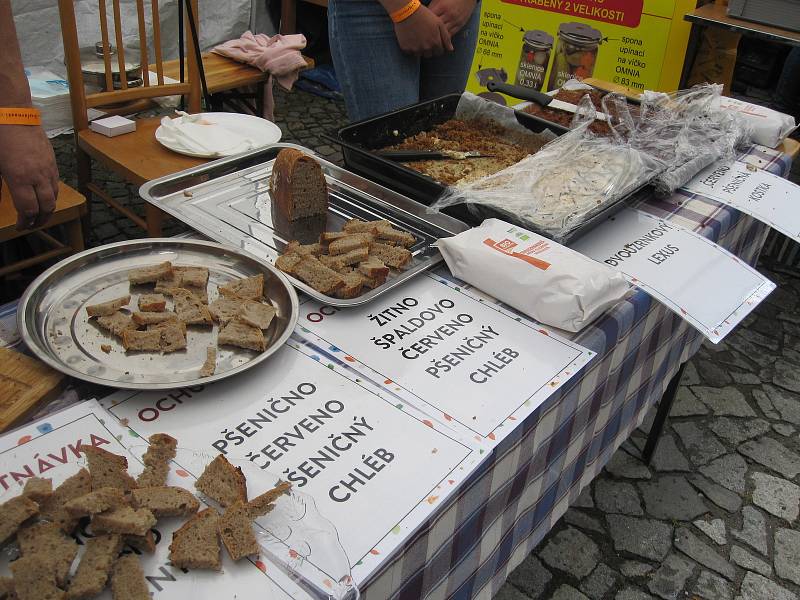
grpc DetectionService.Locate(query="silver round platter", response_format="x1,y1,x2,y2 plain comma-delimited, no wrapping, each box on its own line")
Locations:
17,238,299,390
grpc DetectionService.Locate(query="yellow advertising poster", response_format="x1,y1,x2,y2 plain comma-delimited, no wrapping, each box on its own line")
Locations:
467,0,696,101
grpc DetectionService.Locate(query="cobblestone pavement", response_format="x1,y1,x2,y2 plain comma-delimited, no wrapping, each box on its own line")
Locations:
38,87,800,599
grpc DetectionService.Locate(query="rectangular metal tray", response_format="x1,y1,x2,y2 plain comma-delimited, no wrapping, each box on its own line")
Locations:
332,92,567,224
331,92,647,245
139,143,469,307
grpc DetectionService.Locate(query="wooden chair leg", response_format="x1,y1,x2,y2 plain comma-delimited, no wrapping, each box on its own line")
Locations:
65,217,85,252
76,147,92,246
145,204,165,237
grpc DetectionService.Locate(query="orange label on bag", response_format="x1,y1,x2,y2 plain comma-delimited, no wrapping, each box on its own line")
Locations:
0,108,42,126
484,238,551,270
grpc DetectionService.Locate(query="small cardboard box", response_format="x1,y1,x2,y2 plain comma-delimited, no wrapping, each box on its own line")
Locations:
89,115,136,137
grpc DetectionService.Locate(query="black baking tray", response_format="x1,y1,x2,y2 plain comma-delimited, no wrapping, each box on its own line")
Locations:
330,92,649,244
331,93,567,218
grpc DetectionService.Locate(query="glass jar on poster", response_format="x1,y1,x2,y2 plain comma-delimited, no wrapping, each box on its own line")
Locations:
515,30,554,91
547,22,602,91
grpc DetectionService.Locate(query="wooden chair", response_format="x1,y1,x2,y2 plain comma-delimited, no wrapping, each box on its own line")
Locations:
0,180,87,278
58,0,209,237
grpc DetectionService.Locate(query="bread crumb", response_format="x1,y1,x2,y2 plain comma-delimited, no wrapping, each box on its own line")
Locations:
101,344,112,353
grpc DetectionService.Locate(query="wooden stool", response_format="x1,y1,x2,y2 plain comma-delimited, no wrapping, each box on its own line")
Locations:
0,180,88,278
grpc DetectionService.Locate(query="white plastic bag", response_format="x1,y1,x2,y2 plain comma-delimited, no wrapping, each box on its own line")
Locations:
436,219,630,333
713,96,797,148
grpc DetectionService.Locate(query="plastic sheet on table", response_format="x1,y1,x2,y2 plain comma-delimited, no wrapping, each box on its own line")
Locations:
429,96,658,243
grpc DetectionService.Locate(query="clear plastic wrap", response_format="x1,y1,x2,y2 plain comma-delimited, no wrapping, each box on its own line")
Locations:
430,96,657,242
603,84,751,196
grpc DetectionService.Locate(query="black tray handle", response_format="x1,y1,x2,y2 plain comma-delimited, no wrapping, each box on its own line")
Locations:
487,81,553,107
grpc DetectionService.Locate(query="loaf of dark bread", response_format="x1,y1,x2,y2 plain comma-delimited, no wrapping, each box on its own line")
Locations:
269,148,328,221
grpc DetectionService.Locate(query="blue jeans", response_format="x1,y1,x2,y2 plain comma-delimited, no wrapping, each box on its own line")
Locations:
328,0,480,121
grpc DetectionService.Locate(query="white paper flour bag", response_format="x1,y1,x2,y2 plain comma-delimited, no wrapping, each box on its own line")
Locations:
437,219,629,332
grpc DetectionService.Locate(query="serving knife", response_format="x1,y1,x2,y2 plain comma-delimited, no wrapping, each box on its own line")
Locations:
486,81,608,122
376,150,491,161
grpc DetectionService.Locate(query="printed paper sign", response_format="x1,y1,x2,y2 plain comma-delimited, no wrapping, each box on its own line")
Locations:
682,160,800,243
571,208,775,343
297,275,594,440
102,344,476,583
0,400,313,600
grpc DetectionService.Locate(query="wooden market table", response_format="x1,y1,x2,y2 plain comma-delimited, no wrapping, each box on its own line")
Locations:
1,142,794,599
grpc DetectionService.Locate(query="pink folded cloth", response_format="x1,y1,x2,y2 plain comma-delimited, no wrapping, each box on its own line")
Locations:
213,31,308,121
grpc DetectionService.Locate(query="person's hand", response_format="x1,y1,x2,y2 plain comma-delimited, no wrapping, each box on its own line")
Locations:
428,0,475,36
0,124,59,230
393,5,453,57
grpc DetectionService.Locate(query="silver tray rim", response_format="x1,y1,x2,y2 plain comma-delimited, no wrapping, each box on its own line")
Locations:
139,143,469,307
17,238,300,390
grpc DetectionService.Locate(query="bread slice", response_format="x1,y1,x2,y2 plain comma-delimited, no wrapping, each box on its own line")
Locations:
137,294,166,312
110,554,149,600
218,320,267,352
121,329,161,352
239,302,276,330
247,481,292,518
293,257,344,295
23,476,53,503
0,494,39,545
96,312,136,338
65,487,127,517
218,274,264,301
158,323,186,353
335,271,364,299
172,288,213,325
131,311,176,326
168,508,221,570
369,242,412,269
123,531,155,554
0,576,14,599
81,446,137,492
319,231,350,245
285,241,323,257
319,247,369,271
66,533,122,600
147,318,186,334
39,468,92,534
275,253,302,276
375,224,415,247
128,262,173,285
86,296,131,318
131,487,199,518
343,218,391,234
218,501,259,561
136,433,177,488
358,257,390,279
173,266,209,288
328,234,373,256
200,346,217,377
10,554,65,600
92,506,156,537
270,148,328,221
154,273,208,304
208,297,243,324
195,455,247,508
17,521,78,587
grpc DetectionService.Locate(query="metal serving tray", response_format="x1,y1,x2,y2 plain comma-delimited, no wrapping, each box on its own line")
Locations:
139,143,469,307
333,93,566,217
17,238,298,390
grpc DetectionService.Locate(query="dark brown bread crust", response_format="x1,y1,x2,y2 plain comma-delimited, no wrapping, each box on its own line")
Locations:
269,148,328,221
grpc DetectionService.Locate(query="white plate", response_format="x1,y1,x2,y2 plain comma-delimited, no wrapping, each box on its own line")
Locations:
155,112,282,158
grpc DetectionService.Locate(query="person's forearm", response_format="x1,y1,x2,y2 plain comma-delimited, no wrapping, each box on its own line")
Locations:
0,2,33,107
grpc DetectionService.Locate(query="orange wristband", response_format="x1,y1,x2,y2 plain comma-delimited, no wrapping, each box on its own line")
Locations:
0,108,41,126
390,0,421,23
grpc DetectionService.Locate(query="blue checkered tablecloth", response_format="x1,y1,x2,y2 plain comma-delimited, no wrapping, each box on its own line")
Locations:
2,145,791,600
358,145,791,600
